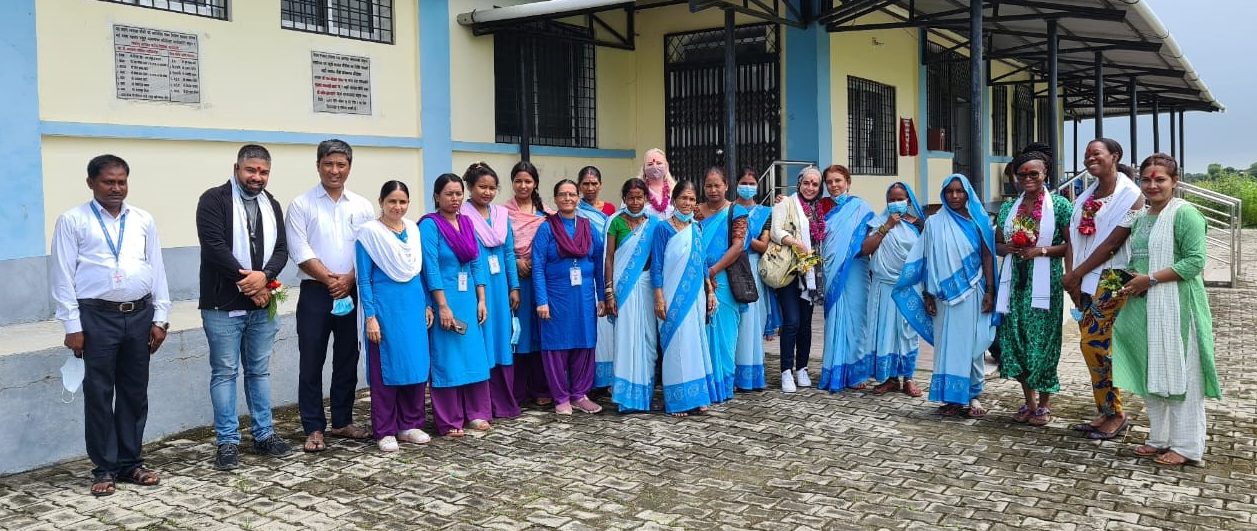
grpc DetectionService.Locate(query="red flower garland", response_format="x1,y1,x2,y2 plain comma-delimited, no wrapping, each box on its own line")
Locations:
1078,197,1102,236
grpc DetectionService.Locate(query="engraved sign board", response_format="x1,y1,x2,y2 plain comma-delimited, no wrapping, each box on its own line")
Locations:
113,25,201,104
311,51,372,115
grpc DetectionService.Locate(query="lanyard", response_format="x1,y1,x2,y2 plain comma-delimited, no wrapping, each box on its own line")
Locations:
89,202,127,263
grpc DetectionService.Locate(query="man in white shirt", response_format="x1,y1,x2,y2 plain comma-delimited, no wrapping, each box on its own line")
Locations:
51,155,171,496
285,139,376,452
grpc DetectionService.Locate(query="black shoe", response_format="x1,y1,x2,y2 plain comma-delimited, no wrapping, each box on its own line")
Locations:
252,434,293,458
214,443,240,471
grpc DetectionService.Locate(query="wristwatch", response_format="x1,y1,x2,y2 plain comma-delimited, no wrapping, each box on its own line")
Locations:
1039,247,1047,257
1147,275,1159,288
153,321,170,331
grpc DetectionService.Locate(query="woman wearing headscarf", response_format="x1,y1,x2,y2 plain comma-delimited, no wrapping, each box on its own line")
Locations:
461,162,521,420
816,165,875,393
576,166,616,392
604,178,660,412
771,166,825,392
894,174,997,418
356,181,432,452
697,167,746,402
863,182,926,398
1112,153,1220,466
733,168,773,391
994,151,1073,426
419,174,492,436
533,179,607,415
639,148,678,219
504,161,554,407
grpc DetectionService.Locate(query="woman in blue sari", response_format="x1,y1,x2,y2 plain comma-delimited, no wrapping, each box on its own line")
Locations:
605,179,659,412
817,165,875,393
893,174,997,418
733,168,772,390
576,166,616,392
698,167,746,402
652,181,718,416
863,182,925,397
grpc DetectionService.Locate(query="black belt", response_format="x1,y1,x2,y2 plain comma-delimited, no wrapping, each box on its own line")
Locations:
79,295,152,313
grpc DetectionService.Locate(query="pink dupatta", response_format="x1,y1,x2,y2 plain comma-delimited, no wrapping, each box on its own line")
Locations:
504,197,554,258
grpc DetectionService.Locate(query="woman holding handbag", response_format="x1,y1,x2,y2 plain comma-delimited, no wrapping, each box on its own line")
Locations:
697,167,747,402
816,165,875,393
733,168,773,391
770,166,825,393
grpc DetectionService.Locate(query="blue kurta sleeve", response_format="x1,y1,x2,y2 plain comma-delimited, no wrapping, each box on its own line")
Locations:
505,224,520,290
355,242,379,319
533,223,552,307
471,236,487,287
593,230,606,302
651,225,671,289
419,219,444,293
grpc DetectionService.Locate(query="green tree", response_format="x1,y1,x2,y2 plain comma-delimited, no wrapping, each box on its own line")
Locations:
1208,163,1223,177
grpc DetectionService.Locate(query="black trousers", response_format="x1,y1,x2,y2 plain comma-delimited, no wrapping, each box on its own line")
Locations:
80,302,153,477
296,280,360,434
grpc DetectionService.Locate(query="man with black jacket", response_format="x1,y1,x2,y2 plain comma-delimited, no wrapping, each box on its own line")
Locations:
196,144,293,470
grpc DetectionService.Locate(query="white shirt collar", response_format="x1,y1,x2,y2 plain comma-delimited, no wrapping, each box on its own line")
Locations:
90,199,130,219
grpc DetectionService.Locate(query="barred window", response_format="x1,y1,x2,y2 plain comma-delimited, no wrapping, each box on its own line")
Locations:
926,42,970,152
992,86,1009,157
847,76,896,176
1012,84,1035,153
100,0,227,19
281,0,393,44
1036,98,1053,145
494,28,597,149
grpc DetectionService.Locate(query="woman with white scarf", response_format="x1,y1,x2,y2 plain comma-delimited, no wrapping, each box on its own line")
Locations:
771,166,825,392
1111,154,1220,466
994,151,1073,427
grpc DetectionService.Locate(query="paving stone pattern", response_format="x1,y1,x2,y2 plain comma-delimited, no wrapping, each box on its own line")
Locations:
2,236,1256,530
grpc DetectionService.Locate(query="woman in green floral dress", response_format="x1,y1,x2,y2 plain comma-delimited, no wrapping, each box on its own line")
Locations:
994,151,1073,426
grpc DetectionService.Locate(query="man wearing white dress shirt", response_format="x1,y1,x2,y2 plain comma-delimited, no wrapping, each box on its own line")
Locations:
51,154,171,496
285,139,376,452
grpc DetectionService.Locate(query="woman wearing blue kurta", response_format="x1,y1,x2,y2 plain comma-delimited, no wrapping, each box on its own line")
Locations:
605,179,660,412
505,162,554,407
733,168,771,390
816,165,875,393
461,162,521,420
697,167,745,402
357,181,433,453
652,181,718,416
420,174,493,436
534,179,607,415
576,166,616,391
893,174,997,418
863,182,925,398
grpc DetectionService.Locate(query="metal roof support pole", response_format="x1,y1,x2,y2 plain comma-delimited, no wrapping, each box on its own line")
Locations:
1179,111,1186,168
723,8,738,186
519,43,533,162
1072,118,1079,174
1093,52,1104,138
1047,19,1060,185
1128,77,1138,165
969,0,985,198
1169,108,1177,158
1152,94,1160,154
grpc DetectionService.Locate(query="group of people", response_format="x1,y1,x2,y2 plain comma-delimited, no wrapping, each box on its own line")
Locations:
53,137,1218,497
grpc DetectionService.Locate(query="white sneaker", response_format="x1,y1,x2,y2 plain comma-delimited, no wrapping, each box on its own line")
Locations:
397,429,431,444
781,371,798,393
377,436,400,452
795,368,812,388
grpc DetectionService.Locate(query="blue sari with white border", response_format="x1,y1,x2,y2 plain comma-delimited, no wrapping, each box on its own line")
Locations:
817,195,876,392
609,212,659,412
578,201,615,388
893,174,997,405
701,205,738,402
734,203,771,390
652,220,717,414
867,182,924,382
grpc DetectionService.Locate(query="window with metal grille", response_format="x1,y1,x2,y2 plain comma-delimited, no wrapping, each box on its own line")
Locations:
847,76,896,176
1036,98,1053,144
1012,84,1035,153
925,42,970,152
281,0,393,44
992,86,1009,156
494,27,597,149
99,0,227,19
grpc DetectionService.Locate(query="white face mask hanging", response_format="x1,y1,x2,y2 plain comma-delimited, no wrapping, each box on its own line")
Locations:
60,355,85,403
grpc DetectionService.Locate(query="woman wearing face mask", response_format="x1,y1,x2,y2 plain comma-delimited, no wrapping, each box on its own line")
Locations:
732,168,773,390
533,180,607,415
604,178,661,412
355,181,434,452
1111,153,1220,466
894,174,996,418
461,162,522,420
771,166,824,392
652,180,718,416
576,166,616,393
815,165,875,393
504,162,554,407
1060,138,1143,440
419,174,492,436
639,148,678,219
993,151,1073,426
697,167,746,402
863,182,925,398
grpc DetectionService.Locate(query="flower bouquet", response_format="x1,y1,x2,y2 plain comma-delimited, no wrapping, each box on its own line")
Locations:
266,279,289,320
1078,197,1102,236
789,247,823,276
1009,194,1042,248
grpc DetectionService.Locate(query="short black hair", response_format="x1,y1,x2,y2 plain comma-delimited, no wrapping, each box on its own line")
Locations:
317,139,353,164
237,144,271,163
87,154,129,180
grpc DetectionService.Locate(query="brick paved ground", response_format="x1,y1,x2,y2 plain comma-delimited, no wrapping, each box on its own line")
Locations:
2,235,1255,530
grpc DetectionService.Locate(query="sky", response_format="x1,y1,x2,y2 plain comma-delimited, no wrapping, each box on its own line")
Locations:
1069,0,1257,174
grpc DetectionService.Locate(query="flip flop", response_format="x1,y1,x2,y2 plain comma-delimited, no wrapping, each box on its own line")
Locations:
1087,416,1130,440
1028,407,1052,426
1134,445,1166,457
91,473,116,497
1154,451,1191,466
303,432,326,453
326,424,371,440
118,466,160,487
1069,422,1098,433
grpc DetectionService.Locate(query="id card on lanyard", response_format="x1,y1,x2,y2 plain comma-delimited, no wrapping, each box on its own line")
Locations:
90,202,127,290
569,259,583,286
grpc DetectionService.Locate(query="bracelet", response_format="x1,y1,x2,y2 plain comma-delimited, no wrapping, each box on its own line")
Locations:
878,225,889,235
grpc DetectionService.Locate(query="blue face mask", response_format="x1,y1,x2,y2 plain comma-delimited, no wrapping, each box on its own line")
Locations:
887,200,909,215
330,296,355,316
736,185,757,200
674,212,694,223
622,208,646,218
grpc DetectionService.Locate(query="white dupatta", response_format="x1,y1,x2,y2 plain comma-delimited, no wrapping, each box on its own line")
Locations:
229,178,277,270
355,219,422,282
1069,177,1141,295
1146,198,1188,398
996,191,1055,314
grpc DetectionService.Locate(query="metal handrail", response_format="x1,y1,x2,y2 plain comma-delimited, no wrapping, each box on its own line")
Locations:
757,160,816,204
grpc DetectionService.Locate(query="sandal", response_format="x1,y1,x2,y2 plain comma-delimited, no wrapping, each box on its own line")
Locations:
118,466,160,487
1086,416,1130,440
91,473,116,497
573,397,603,414
848,382,868,391
326,424,371,440
871,380,900,395
446,428,465,438
937,404,963,417
1069,422,1098,433
966,400,987,419
902,380,923,398
1012,404,1032,423
555,403,574,415
1134,445,1166,457
536,397,554,407
468,419,492,431
1154,450,1191,466
303,432,326,453
1028,407,1052,427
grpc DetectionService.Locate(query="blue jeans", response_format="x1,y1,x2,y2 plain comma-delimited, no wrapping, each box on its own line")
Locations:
776,281,814,372
202,309,278,445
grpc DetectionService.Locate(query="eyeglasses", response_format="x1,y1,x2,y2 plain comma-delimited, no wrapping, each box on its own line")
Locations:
1016,171,1044,179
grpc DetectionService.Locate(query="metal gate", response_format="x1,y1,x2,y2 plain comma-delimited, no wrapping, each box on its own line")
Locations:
664,23,780,185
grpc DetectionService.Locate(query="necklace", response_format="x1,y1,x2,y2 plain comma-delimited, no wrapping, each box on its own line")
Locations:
380,218,405,233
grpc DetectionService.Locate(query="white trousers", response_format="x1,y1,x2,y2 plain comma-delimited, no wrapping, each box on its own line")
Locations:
1144,321,1207,462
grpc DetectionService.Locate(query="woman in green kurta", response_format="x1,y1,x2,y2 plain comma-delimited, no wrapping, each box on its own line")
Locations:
994,151,1073,427
1112,154,1220,466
